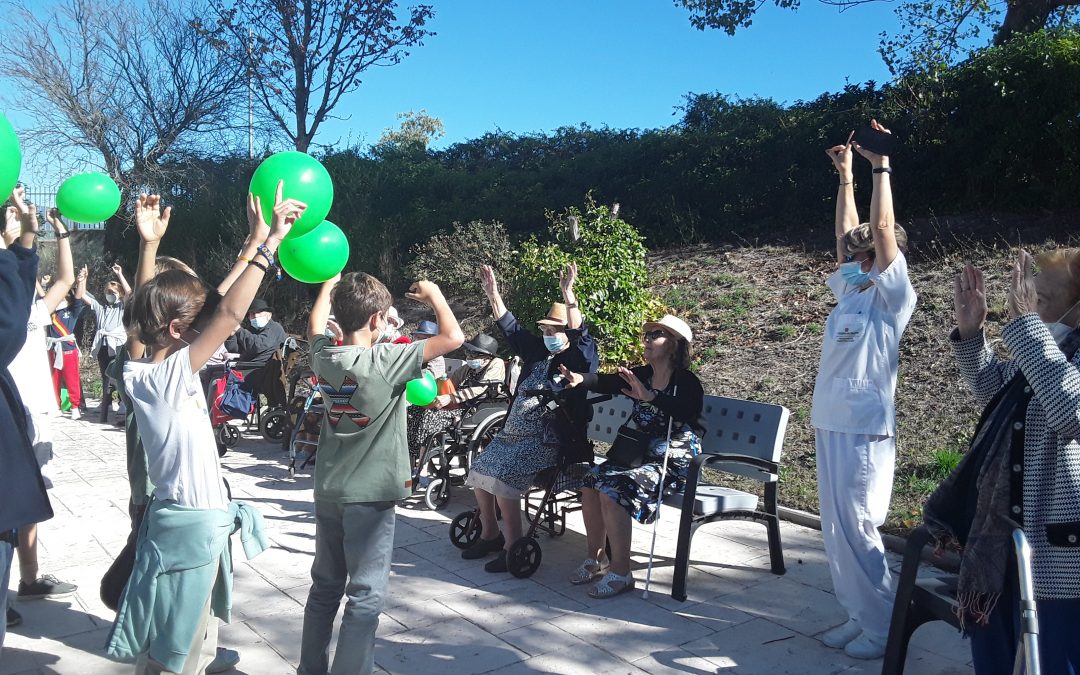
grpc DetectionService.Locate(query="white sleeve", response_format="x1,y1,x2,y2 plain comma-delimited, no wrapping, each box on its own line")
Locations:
872,251,917,316
84,291,101,312
826,270,849,302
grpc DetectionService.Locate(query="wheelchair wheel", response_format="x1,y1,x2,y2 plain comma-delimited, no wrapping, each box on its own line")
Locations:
261,409,288,441
449,510,481,549
218,424,240,448
424,478,451,511
508,536,542,579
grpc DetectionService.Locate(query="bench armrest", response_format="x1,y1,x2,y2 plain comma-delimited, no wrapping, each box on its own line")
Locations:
699,453,779,476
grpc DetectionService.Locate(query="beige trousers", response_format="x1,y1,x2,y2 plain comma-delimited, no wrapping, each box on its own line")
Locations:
134,584,219,674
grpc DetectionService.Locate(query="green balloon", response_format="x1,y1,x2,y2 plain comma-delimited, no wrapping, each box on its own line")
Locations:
279,220,350,283
406,371,438,407
56,172,121,224
59,386,71,412
0,113,21,199
249,151,333,238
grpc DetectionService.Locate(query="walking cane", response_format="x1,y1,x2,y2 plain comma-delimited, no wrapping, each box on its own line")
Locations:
1012,528,1041,675
642,385,677,599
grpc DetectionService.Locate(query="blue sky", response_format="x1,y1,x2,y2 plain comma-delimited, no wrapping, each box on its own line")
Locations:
318,0,902,150
17,0,904,185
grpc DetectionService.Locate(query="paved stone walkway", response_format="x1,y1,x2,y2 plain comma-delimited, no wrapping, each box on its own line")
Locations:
3,410,975,674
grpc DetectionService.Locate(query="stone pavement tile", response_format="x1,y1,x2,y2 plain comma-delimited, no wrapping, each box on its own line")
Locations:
496,619,592,658
4,597,102,641
435,577,587,635
380,548,477,610
8,627,123,675
0,645,41,675
382,594,463,631
738,544,836,593
487,643,651,675
231,567,305,622
715,575,848,638
547,592,715,663
375,616,526,675
839,645,974,674
246,546,315,591
391,519,437,550
683,617,857,674
666,597,757,635
633,647,738,674
905,620,972,664
626,560,772,610
217,620,300,675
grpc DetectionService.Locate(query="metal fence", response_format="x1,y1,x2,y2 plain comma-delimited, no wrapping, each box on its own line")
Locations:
20,187,107,235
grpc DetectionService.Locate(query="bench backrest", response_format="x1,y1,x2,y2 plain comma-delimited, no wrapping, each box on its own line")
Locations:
443,358,465,378
587,393,788,483
700,395,788,483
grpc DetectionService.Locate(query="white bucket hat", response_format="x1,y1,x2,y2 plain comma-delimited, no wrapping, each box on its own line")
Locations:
642,314,693,344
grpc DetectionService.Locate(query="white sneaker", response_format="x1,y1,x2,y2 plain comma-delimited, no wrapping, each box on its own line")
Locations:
110,400,119,412
821,618,862,648
844,632,886,660
70,408,81,420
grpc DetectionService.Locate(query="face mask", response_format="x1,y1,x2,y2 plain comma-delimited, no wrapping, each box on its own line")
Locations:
543,334,568,353
466,358,485,370
839,261,871,288
1045,299,1080,345
251,316,269,329
105,293,119,304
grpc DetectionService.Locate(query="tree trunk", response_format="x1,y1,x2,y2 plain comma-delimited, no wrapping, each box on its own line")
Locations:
995,0,1061,44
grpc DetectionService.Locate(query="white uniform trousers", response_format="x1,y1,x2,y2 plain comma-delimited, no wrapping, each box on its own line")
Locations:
815,429,896,640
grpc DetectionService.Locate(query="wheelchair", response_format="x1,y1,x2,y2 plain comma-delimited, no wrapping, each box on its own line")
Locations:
412,384,509,511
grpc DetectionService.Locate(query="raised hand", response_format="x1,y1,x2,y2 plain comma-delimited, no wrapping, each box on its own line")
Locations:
46,208,68,235
2,206,19,246
617,366,652,401
246,191,268,242
479,264,499,300
1008,249,1038,320
853,119,891,167
77,265,88,283
405,280,444,307
557,363,584,389
954,263,987,339
826,130,855,178
269,180,305,241
111,262,123,277
135,194,172,244
560,261,578,296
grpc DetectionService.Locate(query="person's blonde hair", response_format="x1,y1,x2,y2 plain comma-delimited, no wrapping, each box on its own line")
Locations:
1036,248,1080,309
155,255,197,277
841,222,908,257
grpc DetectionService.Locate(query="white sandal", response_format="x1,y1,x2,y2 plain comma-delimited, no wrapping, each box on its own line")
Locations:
568,557,609,585
588,571,635,599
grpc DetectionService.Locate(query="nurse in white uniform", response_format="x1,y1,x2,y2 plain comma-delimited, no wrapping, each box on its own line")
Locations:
811,121,918,660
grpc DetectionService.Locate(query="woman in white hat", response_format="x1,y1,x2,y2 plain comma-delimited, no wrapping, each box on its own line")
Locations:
812,121,917,659
559,314,704,598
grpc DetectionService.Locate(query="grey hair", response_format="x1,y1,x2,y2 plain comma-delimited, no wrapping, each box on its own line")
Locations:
841,222,908,257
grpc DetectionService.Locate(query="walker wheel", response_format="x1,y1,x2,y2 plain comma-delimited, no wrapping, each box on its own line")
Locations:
449,510,481,549
218,424,240,448
261,409,288,441
508,536,542,578
424,478,451,511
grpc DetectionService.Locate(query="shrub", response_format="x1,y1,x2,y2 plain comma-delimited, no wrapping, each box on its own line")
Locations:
511,197,658,366
405,220,514,303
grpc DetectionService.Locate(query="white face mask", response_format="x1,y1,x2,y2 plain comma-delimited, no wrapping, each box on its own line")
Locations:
543,334,568,353
251,316,269,329
105,293,119,304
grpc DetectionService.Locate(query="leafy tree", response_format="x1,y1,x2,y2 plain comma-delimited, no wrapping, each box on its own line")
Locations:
203,0,435,152
377,109,446,151
406,220,514,304
513,198,658,366
673,0,1079,73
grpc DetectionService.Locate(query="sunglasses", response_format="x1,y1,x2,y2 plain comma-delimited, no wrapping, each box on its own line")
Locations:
643,330,670,342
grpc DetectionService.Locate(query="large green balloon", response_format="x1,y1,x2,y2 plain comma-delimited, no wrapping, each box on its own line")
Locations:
406,371,438,407
0,113,21,198
249,151,333,238
56,172,121,223
278,220,350,283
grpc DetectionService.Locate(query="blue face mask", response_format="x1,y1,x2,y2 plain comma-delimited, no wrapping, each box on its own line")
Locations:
251,316,269,330
543,334,568,353
466,358,485,370
839,261,871,287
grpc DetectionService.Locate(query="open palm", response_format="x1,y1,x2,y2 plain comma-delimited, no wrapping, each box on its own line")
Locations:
135,194,171,243
954,264,987,338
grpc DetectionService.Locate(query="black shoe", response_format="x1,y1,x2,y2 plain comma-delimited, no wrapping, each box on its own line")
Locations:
6,606,21,628
18,574,78,600
461,533,505,560
484,550,509,573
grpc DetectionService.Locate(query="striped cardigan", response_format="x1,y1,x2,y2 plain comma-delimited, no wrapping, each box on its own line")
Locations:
951,313,1080,600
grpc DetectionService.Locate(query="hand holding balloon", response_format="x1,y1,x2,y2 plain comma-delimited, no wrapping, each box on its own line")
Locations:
405,371,438,407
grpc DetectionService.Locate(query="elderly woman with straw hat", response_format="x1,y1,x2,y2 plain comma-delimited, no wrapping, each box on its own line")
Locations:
559,314,704,598
462,262,599,574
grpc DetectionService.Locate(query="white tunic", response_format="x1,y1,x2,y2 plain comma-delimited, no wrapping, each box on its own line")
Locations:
811,251,918,437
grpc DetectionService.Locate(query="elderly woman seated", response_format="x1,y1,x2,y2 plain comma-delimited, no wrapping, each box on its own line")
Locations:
559,314,703,598
926,249,1080,674
461,262,598,573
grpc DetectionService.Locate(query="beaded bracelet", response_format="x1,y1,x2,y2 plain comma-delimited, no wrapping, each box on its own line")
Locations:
255,244,282,281
248,258,269,274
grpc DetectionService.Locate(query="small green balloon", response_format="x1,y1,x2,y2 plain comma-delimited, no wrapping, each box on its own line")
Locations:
249,151,333,238
0,113,22,199
406,371,438,407
279,220,350,284
59,386,71,412
56,172,121,224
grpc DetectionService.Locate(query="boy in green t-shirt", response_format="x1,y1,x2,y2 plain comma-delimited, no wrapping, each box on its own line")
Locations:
299,273,463,675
